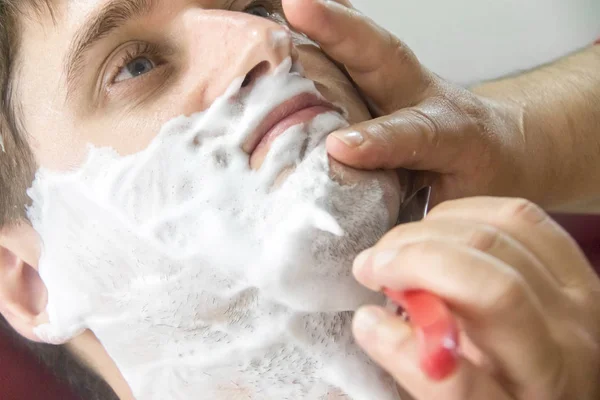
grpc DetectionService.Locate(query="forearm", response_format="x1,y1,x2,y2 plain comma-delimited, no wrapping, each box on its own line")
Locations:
473,45,600,213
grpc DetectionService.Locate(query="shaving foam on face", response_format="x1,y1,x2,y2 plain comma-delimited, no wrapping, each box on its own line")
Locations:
28,58,401,400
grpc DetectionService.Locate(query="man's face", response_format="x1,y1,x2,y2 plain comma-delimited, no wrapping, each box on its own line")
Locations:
18,0,375,170
12,1,405,398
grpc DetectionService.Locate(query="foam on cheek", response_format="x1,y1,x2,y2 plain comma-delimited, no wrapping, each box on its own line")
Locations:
27,58,401,400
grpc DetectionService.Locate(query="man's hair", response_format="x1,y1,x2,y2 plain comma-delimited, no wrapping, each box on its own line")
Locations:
0,1,36,228
0,2,117,399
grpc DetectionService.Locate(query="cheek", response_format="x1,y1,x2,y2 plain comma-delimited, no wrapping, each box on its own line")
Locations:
27,116,87,171
97,114,167,155
31,114,170,171
296,46,371,124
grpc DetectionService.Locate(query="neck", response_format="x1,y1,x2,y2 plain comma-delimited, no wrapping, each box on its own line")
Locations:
68,331,134,400
69,310,402,400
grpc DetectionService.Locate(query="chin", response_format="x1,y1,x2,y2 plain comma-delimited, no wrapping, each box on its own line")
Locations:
272,158,402,227
329,158,403,227
250,145,403,313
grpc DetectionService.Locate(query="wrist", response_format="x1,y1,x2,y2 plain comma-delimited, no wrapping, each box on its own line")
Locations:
473,78,593,211
472,83,557,207
473,47,600,212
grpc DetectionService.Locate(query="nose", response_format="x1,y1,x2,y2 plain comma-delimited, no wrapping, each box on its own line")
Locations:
181,10,299,114
237,24,299,90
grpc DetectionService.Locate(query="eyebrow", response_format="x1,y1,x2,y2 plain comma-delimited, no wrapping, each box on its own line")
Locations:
64,0,157,98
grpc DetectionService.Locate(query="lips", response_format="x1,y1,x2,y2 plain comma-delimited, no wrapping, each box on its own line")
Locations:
244,93,339,169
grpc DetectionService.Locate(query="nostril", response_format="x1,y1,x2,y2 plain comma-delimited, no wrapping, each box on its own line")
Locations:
241,61,271,89
241,74,252,88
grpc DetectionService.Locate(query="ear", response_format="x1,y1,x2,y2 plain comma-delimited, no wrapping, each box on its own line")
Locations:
0,222,49,342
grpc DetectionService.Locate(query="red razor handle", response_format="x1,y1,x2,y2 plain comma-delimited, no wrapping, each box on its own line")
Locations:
383,288,459,380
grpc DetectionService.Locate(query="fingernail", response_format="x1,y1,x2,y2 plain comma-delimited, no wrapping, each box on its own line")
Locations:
332,131,364,147
354,307,384,332
372,250,397,271
353,249,372,274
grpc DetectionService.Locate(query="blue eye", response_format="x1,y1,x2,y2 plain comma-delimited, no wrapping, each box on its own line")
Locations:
245,5,271,18
115,57,155,83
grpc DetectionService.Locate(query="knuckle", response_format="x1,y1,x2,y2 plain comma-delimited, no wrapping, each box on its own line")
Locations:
404,107,441,151
485,270,529,315
387,34,414,66
386,35,433,99
368,118,398,145
501,198,548,225
467,226,500,252
401,239,438,257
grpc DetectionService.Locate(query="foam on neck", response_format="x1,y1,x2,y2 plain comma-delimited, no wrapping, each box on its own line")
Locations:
27,58,402,400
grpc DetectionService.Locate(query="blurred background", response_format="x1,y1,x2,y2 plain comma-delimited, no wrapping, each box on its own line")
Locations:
353,0,600,85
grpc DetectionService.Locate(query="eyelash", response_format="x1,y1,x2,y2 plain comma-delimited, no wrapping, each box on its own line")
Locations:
109,42,164,85
245,0,280,13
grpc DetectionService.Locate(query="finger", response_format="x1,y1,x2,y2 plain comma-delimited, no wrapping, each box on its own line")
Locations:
352,306,513,400
353,219,561,303
283,0,433,111
326,96,480,173
354,240,563,396
428,197,598,289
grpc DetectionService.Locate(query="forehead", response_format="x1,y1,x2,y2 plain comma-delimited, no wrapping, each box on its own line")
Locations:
52,0,158,31
25,0,225,34
60,0,226,19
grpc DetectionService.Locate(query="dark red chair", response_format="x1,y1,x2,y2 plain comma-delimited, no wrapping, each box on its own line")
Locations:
553,214,600,267
0,214,599,400
0,333,81,400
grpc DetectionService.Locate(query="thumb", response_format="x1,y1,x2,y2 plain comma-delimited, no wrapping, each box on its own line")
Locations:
327,98,473,172
352,306,512,400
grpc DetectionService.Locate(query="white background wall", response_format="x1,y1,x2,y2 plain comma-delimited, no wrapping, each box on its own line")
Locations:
353,0,600,85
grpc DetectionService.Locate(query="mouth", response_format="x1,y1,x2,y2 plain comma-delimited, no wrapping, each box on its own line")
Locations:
244,92,341,169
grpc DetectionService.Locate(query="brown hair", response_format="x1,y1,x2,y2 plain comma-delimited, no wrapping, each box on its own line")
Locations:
0,2,117,399
0,0,39,228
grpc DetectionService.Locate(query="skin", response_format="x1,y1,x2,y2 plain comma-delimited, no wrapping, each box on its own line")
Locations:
290,1,600,212
0,0,401,398
352,197,600,400
283,1,600,399
0,0,599,399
